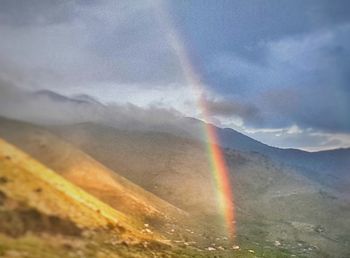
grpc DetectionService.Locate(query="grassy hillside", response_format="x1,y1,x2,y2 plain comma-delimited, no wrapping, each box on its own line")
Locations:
0,137,152,234
48,121,350,257
0,136,297,258
0,118,226,248
0,117,187,232
1,117,350,257
0,138,186,257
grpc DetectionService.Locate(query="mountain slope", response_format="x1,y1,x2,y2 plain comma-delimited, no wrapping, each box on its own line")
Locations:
0,117,187,231
0,138,220,258
172,118,350,195
0,88,349,256
47,121,350,257
0,126,283,257
215,126,350,194
0,138,138,231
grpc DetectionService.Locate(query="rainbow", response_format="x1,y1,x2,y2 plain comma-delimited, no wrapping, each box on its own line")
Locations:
204,118,236,239
153,1,236,239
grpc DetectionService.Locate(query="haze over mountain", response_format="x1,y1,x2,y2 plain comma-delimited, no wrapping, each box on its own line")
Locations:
1,86,348,196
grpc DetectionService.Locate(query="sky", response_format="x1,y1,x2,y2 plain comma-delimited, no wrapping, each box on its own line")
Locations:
0,0,349,151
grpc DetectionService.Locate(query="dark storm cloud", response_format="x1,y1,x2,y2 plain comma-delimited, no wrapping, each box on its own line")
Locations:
171,0,350,134
166,0,350,148
241,25,350,133
203,96,261,124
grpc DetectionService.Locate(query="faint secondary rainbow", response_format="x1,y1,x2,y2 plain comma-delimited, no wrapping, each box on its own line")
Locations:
153,1,236,239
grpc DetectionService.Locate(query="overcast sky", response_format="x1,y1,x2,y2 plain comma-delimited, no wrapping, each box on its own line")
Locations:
0,0,349,151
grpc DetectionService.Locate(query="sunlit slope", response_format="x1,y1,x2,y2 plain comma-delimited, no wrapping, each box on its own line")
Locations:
0,138,206,257
0,138,148,235
0,117,186,225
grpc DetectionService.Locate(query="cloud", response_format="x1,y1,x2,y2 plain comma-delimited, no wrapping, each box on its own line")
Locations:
245,126,350,151
0,78,196,134
208,24,350,133
0,0,77,27
202,95,261,124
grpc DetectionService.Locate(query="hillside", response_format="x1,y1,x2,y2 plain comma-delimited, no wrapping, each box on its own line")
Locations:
41,120,350,257
0,117,188,235
1,115,349,256
212,125,350,194
0,120,296,257
149,116,350,196
0,138,175,258
0,118,228,248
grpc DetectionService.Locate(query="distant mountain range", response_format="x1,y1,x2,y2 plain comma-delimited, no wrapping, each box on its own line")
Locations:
215,125,350,194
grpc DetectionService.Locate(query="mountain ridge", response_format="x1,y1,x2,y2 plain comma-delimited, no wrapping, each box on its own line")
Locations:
34,89,350,154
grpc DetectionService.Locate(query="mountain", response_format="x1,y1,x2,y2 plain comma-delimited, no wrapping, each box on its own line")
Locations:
0,117,309,257
0,117,227,246
5,88,349,191
213,126,350,194
0,89,349,256
151,116,350,196
0,117,188,232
